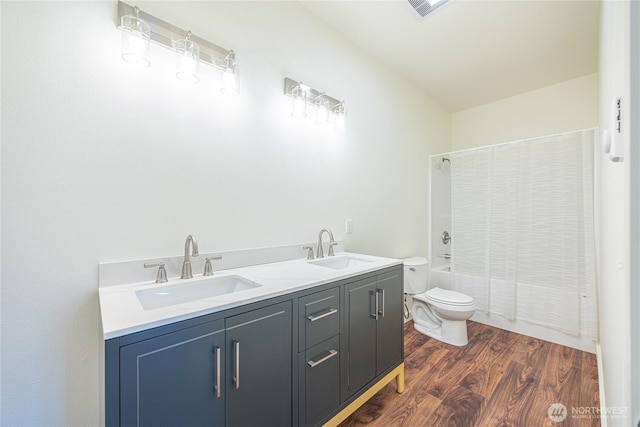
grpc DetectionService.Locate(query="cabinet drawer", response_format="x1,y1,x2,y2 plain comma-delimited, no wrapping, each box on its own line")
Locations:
298,336,340,426
298,287,340,351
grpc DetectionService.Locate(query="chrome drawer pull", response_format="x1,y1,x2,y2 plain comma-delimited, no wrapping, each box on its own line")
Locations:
307,308,338,322
214,346,221,398
307,349,338,368
372,290,379,320
378,288,385,317
233,340,240,389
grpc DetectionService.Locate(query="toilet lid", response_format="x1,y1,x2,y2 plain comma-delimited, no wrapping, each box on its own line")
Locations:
424,287,474,306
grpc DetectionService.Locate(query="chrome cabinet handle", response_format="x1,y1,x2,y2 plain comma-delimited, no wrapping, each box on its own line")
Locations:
377,288,385,317
214,346,221,398
371,290,379,320
233,340,240,390
307,349,338,368
307,308,337,322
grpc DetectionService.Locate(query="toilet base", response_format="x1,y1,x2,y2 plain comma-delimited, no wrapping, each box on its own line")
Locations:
414,319,469,347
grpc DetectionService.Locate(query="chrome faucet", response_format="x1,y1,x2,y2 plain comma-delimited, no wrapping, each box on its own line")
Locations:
180,235,199,279
316,228,337,258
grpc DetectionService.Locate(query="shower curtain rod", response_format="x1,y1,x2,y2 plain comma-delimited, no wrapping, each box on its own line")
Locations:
433,127,598,158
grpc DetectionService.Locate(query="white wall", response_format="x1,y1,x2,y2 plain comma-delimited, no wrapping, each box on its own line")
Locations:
630,2,640,424
452,73,598,150
597,1,632,425
0,1,450,425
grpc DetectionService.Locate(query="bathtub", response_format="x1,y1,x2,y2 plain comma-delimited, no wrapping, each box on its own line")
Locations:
429,264,452,289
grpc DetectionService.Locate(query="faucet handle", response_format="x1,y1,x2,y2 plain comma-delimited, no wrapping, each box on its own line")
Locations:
303,246,315,260
204,256,223,276
144,262,168,283
328,242,338,256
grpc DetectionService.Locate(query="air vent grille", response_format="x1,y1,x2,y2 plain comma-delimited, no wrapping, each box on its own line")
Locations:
408,0,448,18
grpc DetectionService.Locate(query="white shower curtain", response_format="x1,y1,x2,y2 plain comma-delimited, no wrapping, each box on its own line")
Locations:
450,129,596,336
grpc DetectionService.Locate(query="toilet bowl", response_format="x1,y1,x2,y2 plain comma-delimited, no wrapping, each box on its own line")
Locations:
403,257,475,346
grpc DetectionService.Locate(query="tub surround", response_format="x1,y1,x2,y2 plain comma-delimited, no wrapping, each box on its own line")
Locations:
99,248,401,339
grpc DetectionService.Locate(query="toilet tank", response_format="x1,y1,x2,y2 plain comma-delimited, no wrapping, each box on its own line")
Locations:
403,257,428,294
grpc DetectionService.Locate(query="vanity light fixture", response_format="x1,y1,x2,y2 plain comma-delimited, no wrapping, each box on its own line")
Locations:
334,101,347,130
220,50,239,95
284,78,346,129
315,94,330,125
174,31,200,83
290,82,308,118
120,5,151,67
117,1,240,94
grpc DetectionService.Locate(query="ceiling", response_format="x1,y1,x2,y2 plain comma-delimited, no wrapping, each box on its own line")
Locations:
300,0,600,112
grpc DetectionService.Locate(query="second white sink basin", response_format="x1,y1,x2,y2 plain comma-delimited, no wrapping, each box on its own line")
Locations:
136,275,261,310
308,255,374,270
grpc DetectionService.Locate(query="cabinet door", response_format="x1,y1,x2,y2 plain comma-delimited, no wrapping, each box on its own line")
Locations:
375,270,403,374
299,335,340,426
225,301,292,427
342,277,377,400
120,320,225,427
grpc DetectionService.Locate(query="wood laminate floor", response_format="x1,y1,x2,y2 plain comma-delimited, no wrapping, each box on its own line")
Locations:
339,321,600,427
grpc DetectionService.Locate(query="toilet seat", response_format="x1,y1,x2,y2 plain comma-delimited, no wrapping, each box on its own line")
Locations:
414,287,474,307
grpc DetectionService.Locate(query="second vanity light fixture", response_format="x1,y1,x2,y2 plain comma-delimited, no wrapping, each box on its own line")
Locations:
118,1,239,94
284,78,347,130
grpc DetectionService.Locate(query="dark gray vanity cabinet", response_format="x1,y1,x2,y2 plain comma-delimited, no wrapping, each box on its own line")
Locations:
297,287,341,426
107,265,403,427
341,269,403,401
117,301,291,427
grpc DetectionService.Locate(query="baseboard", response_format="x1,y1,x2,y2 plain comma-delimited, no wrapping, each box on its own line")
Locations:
470,311,596,353
596,342,607,427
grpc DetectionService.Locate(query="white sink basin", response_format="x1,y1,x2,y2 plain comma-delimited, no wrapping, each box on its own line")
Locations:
308,256,374,270
136,275,261,310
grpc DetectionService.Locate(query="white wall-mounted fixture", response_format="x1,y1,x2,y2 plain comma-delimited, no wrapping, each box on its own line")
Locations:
283,78,346,129
117,1,240,94
334,101,347,130
120,6,151,67
315,94,330,125
290,82,308,118
603,96,624,162
174,31,199,83
220,50,239,95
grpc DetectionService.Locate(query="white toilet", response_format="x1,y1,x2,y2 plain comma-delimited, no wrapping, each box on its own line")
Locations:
403,257,475,346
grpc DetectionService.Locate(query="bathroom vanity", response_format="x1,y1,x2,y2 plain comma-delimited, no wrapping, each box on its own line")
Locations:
100,252,404,427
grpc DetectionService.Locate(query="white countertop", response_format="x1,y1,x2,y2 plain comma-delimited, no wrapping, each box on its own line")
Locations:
99,252,402,339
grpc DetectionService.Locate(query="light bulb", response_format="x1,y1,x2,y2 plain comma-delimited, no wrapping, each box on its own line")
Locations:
177,53,198,82
221,68,238,95
291,85,307,118
127,34,146,55
292,96,306,118
335,102,347,130
317,104,328,124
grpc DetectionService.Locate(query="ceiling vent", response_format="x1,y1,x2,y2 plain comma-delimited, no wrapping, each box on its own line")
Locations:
408,0,448,19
